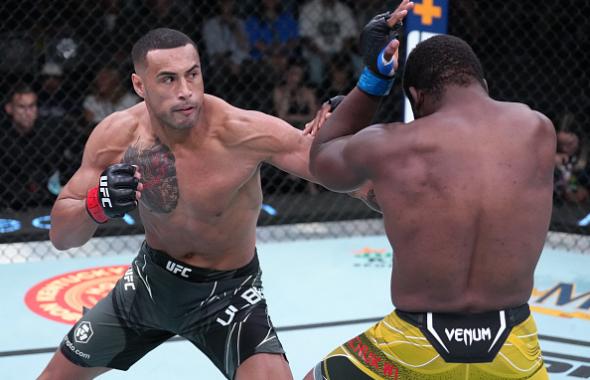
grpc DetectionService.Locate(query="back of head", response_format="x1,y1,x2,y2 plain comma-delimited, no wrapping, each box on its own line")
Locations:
402,35,486,99
131,28,197,72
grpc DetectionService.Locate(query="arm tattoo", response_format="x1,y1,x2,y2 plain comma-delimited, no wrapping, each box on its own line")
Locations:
123,140,179,213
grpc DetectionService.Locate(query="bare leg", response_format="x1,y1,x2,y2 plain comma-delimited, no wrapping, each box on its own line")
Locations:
303,369,315,380
234,353,293,380
37,349,110,380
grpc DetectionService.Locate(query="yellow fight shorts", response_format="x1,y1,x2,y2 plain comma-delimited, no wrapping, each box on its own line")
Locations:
313,304,548,379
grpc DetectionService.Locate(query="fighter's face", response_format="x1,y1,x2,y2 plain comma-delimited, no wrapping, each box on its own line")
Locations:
134,44,204,130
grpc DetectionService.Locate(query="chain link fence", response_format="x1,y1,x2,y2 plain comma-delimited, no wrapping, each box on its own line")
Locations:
1,0,589,262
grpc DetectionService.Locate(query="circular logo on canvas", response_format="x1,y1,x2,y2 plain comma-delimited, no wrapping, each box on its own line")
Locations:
25,265,128,324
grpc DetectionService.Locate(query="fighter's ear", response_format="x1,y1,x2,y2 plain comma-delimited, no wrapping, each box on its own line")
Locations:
4,102,12,115
408,87,423,108
131,73,145,99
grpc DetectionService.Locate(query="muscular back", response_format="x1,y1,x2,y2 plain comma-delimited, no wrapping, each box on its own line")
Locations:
367,98,555,312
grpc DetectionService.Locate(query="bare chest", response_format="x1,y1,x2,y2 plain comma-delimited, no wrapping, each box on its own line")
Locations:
123,140,260,217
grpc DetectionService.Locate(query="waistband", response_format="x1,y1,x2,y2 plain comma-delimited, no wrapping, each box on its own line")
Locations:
141,241,259,282
395,303,531,329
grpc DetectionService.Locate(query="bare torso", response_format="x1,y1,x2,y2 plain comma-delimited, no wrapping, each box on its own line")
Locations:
112,97,270,269
367,97,555,312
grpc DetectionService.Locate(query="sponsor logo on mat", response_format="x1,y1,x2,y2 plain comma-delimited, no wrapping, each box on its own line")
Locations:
351,246,590,321
25,266,128,324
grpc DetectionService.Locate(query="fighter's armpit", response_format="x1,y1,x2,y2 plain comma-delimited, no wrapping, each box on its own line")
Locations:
349,184,382,213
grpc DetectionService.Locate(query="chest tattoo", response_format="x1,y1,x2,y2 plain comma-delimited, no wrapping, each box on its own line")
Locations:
123,140,179,213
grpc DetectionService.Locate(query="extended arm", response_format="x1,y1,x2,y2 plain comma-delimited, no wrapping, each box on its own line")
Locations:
237,109,318,182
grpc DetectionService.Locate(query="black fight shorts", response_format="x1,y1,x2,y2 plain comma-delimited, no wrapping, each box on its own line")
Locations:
60,242,285,379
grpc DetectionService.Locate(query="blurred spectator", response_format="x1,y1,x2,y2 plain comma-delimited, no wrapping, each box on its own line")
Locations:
238,0,300,112
203,0,249,69
267,48,291,85
231,46,292,112
554,116,590,205
39,7,91,74
101,0,121,33
273,59,318,130
244,0,299,62
36,62,79,121
0,84,67,210
272,59,320,194
202,0,250,104
319,55,355,101
235,0,298,17
299,0,358,84
82,65,139,125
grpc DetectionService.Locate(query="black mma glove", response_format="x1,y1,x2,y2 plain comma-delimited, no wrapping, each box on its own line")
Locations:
86,163,139,223
357,12,402,96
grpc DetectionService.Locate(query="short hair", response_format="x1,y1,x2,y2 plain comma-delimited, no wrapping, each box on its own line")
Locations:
7,83,35,103
131,28,197,71
402,35,485,99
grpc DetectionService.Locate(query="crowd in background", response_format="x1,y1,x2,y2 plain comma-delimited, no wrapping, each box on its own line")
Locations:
0,0,588,219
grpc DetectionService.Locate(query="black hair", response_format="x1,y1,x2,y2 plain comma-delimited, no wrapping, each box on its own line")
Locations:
402,35,485,99
131,28,197,71
8,83,35,102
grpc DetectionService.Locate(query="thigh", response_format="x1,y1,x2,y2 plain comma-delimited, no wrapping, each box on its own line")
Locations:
185,284,286,379
315,313,548,380
59,277,174,370
474,315,547,379
313,345,377,380
315,314,454,379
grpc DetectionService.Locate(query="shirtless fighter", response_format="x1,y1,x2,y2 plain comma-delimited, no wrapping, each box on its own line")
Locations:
38,27,329,380
305,4,554,379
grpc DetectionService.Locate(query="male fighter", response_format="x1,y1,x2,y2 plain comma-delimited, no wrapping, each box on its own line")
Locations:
39,27,335,380
305,3,554,378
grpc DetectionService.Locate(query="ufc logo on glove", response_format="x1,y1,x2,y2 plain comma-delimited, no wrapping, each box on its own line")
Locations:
99,176,112,208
